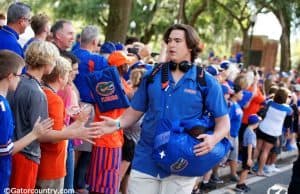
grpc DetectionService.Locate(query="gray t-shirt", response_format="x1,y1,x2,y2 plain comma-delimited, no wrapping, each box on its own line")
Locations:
243,127,256,148
8,75,48,163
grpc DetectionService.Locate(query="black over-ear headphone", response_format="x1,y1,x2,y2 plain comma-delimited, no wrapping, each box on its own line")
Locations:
169,61,193,72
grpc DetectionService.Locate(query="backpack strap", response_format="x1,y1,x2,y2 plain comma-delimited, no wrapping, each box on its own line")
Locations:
196,66,208,114
196,66,206,87
146,62,169,90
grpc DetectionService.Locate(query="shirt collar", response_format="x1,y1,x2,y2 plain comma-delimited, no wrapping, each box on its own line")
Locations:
2,25,19,40
183,64,197,81
168,64,197,84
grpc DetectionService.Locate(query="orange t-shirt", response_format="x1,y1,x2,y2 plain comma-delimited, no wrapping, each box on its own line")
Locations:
242,85,265,124
94,78,132,148
38,88,67,180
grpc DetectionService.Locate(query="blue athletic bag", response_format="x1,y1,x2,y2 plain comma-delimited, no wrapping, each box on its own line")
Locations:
86,66,130,112
152,118,231,176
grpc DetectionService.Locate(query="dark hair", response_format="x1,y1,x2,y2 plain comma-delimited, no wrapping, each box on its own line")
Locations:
61,51,79,65
273,87,289,104
0,13,6,20
0,50,25,80
31,13,49,35
125,36,139,45
268,85,278,95
50,19,71,38
163,24,201,62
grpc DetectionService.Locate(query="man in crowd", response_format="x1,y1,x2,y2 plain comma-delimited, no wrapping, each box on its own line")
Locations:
95,24,230,194
0,2,31,57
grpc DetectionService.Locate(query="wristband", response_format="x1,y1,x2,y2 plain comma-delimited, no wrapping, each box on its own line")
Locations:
115,119,121,130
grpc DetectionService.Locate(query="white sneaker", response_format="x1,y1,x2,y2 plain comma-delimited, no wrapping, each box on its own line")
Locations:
264,165,272,173
270,164,281,172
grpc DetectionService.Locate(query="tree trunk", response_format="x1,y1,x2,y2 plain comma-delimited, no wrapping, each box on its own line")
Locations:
280,27,291,72
105,0,133,43
277,10,291,72
241,29,250,67
177,0,186,23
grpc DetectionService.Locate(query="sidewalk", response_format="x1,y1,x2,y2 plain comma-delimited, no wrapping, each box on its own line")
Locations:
217,150,298,178
202,150,298,194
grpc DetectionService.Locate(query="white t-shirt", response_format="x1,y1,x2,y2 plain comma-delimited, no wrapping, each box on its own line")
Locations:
259,101,292,137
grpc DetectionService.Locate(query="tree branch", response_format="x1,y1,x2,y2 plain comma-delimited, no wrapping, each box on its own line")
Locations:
213,0,246,30
189,0,208,26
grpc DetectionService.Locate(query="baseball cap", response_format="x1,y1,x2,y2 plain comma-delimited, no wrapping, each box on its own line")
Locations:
219,60,231,70
115,42,124,51
108,51,133,67
206,65,219,76
100,42,116,54
248,114,261,125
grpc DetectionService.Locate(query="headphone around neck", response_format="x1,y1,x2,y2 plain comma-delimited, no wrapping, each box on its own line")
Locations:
169,61,193,72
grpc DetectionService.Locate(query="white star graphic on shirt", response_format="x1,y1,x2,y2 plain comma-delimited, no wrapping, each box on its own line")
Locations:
159,150,166,159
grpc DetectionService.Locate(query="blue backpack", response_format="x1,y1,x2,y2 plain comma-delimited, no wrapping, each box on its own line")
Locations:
86,66,130,112
148,63,231,176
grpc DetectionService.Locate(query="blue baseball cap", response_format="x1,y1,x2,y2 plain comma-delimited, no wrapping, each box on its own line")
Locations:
206,65,219,76
115,42,124,51
248,114,261,125
219,60,231,70
100,42,116,54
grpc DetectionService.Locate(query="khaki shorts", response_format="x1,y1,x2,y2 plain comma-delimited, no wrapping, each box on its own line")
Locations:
128,170,197,194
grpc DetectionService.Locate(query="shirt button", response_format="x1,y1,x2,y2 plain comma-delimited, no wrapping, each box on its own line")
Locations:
166,106,169,109
169,94,171,97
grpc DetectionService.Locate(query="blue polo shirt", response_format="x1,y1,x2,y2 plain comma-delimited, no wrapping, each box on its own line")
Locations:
73,48,108,103
131,65,228,178
0,25,24,58
229,101,243,137
0,95,14,191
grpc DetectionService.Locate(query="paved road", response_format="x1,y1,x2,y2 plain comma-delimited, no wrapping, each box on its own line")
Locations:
209,158,296,194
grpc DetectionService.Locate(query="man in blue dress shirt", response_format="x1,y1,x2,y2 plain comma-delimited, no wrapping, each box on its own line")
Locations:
0,2,31,58
95,24,230,194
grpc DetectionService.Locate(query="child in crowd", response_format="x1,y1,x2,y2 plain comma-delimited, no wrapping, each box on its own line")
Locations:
87,51,133,194
36,57,72,190
228,84,244,182
58,51,79,193
236,114,260,192
0,50,53,193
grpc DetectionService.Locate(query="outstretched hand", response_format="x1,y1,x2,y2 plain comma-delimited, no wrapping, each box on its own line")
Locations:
32,117,53,138
90,116,119,136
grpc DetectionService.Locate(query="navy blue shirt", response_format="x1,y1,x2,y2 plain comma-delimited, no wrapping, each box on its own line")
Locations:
0,95,14,191
130,65,228,178
0,25,24,58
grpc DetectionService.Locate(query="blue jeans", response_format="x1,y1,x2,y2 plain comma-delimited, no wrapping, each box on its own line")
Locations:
64,141,75,193
74,151,91,189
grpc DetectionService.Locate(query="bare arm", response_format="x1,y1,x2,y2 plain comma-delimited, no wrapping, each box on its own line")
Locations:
38,120,101,144
97,107,144,135
12,117,53,155
194,114,230,156
247,144,253,166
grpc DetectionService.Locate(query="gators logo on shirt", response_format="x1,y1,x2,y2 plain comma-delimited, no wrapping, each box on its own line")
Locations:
96,81,115,97
170,158,189,172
